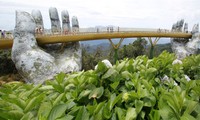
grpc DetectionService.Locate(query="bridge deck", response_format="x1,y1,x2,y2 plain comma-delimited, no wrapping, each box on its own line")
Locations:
0,31,192,49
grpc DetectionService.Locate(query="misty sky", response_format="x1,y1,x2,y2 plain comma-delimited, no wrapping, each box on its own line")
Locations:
0,0,200,30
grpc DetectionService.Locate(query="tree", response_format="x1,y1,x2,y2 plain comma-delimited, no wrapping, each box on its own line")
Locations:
119,38,147,59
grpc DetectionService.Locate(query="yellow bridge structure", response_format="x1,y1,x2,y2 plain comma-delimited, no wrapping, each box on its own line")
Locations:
0,31,192,49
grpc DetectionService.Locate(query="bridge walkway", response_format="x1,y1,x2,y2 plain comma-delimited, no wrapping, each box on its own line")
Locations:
0,31,192,49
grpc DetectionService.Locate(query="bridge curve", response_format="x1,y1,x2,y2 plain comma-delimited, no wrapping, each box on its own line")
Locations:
0,31,192,49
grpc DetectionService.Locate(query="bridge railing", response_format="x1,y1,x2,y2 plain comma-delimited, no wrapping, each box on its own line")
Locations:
0,29,190,39
33,31,178,38
0,30,192,49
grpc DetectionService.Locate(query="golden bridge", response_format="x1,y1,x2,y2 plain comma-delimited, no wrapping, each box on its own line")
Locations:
0,31,192,49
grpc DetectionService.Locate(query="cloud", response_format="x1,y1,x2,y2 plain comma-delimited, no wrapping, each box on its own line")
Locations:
0,0,200,30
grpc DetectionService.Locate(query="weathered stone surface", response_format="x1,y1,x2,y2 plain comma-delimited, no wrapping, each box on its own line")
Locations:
12,9,82,84
12,11,57,84
61,10,70,34
31,10,44,34
72,16,79,33
171,19,200,59
49,7,61,33
43,10,82,73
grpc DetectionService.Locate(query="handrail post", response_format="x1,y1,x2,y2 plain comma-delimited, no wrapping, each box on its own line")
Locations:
108,38,124,63
148,37,160,59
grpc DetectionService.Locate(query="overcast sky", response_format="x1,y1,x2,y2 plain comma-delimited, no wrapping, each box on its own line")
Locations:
0,0,200,30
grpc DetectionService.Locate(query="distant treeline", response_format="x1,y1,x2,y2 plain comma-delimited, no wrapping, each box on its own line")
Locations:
82,38,174,70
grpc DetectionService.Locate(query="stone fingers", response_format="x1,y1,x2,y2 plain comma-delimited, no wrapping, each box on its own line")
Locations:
183,22,188,33
31,10,44,35
175,19,184,32
61,10,71,34
72,16,79,33
49,7,61,34
46,8,82,73
192,23,199,34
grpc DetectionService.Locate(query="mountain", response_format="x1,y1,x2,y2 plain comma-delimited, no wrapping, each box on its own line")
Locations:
81,38,170,46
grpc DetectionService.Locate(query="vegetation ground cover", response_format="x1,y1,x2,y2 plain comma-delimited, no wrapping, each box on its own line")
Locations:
0,51,199,120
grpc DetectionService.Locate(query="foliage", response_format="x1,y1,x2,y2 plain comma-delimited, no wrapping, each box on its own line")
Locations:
182,55,200,80
118,38,147,60
0,50,17,75
82,45,110,70
82,38,174,71
0,51,200,120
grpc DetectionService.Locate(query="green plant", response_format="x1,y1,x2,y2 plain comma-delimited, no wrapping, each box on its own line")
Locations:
0,52,199,120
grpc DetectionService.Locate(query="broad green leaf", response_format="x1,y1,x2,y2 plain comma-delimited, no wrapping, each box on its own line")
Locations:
125,107,137,120
109,93,122,110
66,106,80,116
12,98,26,110
141,79,152,91
147,68,157,73
110,81,120,90
163,93,182,117
65,83,75,91
20,112,35,120
24,93,45,113
53,93,65,106
78,89,91,100
125,81,134,90
0,87,13,96
48,92,60,100
89,87,104,99
116,60,126,72
111,112,117,120
48,104,68,120
121,71,132,80
115,107,126,120
142,96,156,107
38,102,52,120
19,84,41,99
52,84,64,93
94,101,106,114
140,88,149,98
102,68,118,79
38,85,54,91
184,100,198,114
57,114,74,120
135,100,143,114
103,104,112,119
129,91,138,99
0,96,25,111
93,106,104,120
159,104,179,120
95,61,108,74
149,109,160,120
180,113,196,120
86,104,96,115
55,72,66,84
0,101,11,110
75,106,89,120
65,99,76,110
0,110,24,120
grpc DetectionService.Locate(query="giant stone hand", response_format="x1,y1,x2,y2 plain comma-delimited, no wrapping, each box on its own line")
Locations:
171,19,200,59
11,7,82,84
